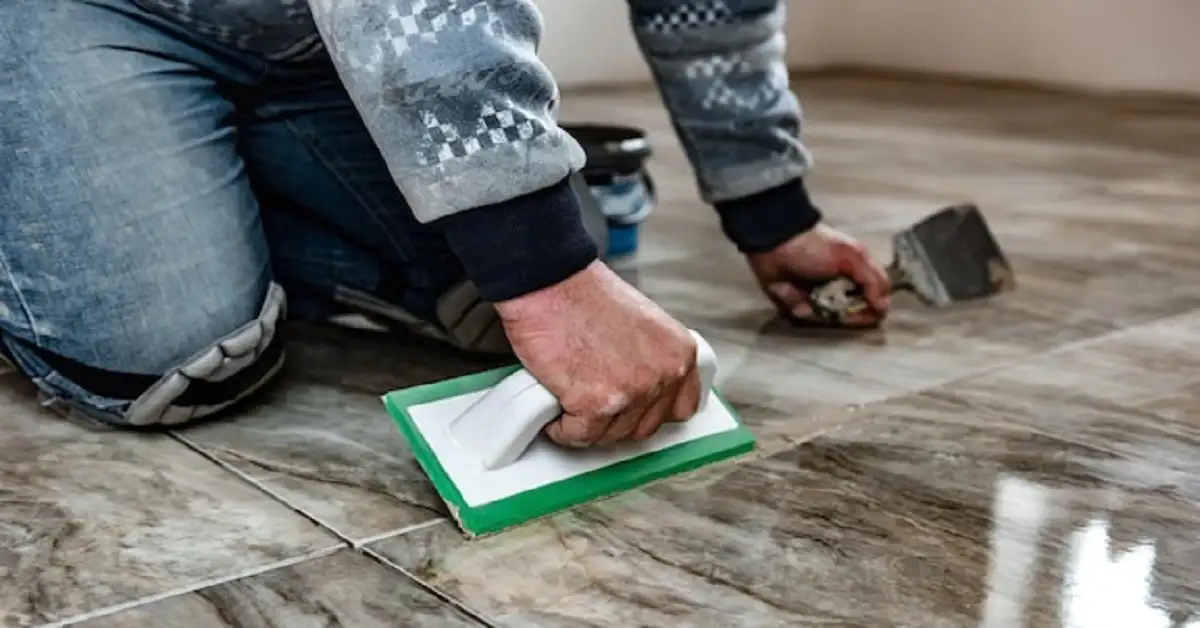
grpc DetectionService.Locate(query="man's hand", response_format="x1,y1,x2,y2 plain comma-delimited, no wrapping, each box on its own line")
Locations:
747,224,891,327
494,261,704,448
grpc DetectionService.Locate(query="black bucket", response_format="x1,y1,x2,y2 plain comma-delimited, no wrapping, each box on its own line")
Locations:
563,124,657,258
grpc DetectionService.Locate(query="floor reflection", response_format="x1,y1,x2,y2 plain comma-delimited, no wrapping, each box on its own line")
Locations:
1061,517,1188,628
983,474,1200,628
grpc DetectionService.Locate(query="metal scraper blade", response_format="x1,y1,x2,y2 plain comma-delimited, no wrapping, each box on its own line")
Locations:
892,203,1015,308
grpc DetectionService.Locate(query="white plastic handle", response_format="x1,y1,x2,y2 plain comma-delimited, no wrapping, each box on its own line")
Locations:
445,329,718,471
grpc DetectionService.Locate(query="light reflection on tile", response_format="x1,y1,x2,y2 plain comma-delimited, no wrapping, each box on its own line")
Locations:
373,388,1200,627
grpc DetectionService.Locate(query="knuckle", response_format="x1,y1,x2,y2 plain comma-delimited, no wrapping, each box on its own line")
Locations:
570,387,629,418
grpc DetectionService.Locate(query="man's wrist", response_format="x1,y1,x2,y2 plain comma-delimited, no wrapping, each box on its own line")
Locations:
713,178,823,254
432,177,599,303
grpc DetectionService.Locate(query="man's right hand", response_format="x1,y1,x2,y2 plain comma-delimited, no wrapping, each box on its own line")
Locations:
494,261,704,448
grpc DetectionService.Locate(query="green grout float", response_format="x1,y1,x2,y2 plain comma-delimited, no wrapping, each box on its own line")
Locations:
382,329,756,538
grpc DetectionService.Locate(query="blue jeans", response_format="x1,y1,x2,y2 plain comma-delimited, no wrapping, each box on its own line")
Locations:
0,0,516,427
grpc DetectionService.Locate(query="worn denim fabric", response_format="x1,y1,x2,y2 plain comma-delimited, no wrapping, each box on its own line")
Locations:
0,0,489,425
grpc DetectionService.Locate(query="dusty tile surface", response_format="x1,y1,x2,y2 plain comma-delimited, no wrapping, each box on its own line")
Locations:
0,376,340,628
372,335,1200,627
73,549,484,628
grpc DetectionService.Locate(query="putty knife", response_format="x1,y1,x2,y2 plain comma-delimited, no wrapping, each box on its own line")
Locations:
381,330,756,538
807,203,1015,323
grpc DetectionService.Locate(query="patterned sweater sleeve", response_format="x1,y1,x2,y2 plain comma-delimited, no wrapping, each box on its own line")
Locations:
628,0,824,253
308,0,596,302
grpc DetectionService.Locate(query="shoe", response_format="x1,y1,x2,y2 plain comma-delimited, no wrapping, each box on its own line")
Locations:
331,280,512,356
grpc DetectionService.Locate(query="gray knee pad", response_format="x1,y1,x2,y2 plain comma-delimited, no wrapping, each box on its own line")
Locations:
121,282,288,426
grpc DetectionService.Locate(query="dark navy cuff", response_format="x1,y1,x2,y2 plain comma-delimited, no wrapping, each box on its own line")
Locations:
713,178,823,254
433,177,599,303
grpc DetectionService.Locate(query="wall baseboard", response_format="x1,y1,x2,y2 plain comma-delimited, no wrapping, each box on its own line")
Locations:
788,66,1200,108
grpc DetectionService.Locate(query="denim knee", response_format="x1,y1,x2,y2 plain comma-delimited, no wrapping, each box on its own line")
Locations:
1,284,288,427
0,0,289,426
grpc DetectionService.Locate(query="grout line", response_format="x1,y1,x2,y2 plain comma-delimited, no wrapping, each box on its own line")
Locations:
353,517,447,548
358,546,499,627
168,431,358,546
40,546,342,628
170,432,456,550
896,307,1200,391
708,308,1200,460
165,433,493,623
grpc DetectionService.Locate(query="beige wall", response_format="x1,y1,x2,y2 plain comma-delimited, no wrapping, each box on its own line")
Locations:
537,0,1200,96
834,0,1200,95
535,0,841,88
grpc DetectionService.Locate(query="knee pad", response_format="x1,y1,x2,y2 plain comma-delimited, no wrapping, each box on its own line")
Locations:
8,283,287,427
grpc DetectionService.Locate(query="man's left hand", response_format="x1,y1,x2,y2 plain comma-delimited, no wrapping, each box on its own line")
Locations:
746,224,891,327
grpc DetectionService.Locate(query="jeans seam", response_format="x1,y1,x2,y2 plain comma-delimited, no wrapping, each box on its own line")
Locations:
0,247,42,346
279,118,415,266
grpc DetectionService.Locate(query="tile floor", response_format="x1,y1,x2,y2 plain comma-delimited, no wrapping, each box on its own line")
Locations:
4,76,1200,627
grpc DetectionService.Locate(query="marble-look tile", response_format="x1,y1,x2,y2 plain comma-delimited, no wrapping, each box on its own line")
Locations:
929,312,1200,481
965,201,1200,328
178,320,895,544
937,311,1200,408
683,335,900,452
173,368,448,544
626,238,1109,392
575,107,1133,395
74,549,484,627
0,375,340,628
173,323,510,543
372,391,1200,627
803,76,1200,163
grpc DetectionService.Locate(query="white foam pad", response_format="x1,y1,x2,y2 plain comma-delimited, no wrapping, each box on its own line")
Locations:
408,388,740,508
